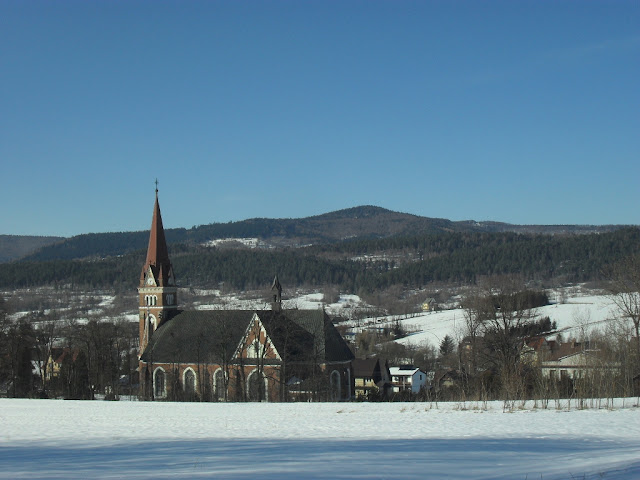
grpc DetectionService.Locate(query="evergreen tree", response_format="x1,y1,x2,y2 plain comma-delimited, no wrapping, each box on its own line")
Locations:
439,335,455,358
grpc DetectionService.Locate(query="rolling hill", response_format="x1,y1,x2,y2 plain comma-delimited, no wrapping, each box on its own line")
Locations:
3,205,626,263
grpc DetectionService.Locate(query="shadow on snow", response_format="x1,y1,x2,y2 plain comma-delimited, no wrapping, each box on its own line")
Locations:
1,437,638,480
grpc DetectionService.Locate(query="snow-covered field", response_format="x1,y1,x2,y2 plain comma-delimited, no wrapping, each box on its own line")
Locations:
1,398,639,479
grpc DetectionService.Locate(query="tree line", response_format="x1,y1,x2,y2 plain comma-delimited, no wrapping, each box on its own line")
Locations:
3,228,639,292
0,297,139,399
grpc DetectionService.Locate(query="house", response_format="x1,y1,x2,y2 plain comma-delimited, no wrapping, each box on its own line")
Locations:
433,369,466,394
389,365,428,394
44,347,71,381
352,358,391,399
539,340,619,381
138,189,354,402
421,298,437,312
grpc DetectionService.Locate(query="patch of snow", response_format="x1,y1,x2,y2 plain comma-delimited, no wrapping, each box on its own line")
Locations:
202,238,262,248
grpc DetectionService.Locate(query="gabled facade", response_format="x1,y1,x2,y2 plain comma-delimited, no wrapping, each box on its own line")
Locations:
389,365,428,394
137,190,354,402
352,358,391,399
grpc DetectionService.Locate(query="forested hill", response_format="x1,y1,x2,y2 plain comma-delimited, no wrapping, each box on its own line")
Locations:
2,227,639,292
6,205,625,263
0,235,64,263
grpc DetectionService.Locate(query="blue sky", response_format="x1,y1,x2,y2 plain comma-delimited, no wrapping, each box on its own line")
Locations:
1,1,638,237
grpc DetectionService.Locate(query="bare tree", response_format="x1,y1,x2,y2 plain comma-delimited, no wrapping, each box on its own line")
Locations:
460,289,490,374
212,318,236,402
33,315,60,397
606,254,640,369
461,276,540,403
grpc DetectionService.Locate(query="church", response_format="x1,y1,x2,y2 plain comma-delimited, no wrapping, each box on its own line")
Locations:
138,189,354,401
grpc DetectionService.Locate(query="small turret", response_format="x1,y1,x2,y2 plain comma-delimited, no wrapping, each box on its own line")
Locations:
271,275,282,311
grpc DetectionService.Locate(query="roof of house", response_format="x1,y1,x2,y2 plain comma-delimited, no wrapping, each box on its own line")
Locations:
544,340,600,362
352,358,380,377
53,347,83,364
389,366,421,376
433,368,462,385
525,337,547,350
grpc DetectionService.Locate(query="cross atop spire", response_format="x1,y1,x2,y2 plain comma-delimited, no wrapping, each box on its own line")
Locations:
155,178,159,195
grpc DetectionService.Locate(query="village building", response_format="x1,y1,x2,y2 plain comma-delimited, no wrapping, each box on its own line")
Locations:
421,298,437,312
352,358,391,399
137,189,354,401
538,340,620,381
389,365,428,394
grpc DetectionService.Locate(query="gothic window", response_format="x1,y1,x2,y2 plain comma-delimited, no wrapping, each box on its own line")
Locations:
154,368,166,398
147,315,156,339
247,370,267,402
184,368,196,397
214,369,225,401
330,370,341,401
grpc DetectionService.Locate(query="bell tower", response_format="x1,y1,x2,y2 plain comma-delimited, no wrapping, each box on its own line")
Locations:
138,183,177,355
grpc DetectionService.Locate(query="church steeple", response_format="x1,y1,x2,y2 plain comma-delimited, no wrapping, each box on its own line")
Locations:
141,184,173,287
138,183,178,355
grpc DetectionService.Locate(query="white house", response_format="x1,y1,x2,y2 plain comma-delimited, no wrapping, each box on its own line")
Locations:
541,350,619,381
536,340,619,382
389,365,428,394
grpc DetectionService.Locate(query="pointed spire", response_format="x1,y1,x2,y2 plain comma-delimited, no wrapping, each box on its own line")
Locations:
271,275,282,310
271,275,282,295
142,184,173,286
146,190,170,266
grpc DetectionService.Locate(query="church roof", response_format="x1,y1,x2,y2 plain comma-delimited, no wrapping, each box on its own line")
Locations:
141,308,353,365
273,309,354,363
141,310,250,365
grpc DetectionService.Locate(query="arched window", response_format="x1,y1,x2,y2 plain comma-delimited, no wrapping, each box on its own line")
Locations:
330,370,341,401
184,368,196,397
214,369,225,401
247,370,267,402
147,314,156,340
154,368,166,399
145,295,158,306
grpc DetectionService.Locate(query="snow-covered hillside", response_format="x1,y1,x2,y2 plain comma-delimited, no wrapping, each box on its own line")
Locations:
3,286,626,353
349,291,622,350
1,398,638,479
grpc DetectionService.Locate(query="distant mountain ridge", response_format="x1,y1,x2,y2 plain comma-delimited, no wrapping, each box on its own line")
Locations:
0,235,64,263
3,205,627,263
